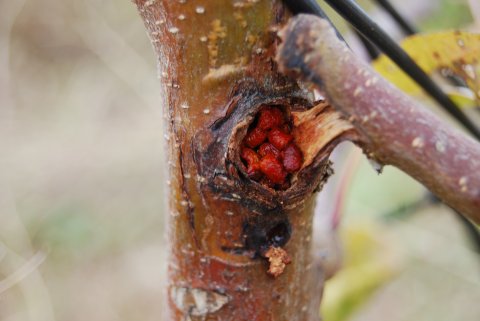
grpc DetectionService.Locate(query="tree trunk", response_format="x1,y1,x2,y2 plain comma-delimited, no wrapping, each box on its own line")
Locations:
132,1,347,320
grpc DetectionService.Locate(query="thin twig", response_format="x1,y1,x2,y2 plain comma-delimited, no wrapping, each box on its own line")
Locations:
276,15,480,223
369,0,480,258
322,0,480,139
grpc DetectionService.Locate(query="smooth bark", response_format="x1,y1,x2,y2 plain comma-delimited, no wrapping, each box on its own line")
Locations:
276,15,480,224
132,2,349,320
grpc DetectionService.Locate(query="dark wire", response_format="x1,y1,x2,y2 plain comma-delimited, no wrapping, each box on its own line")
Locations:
373,0,467,88
283,0,328,18
283,0,345,41
373,0,417,35
322,0,480,140
353,29,380,60
283,0,480,260
383,195,480,256
371,0,480,255
283,0,480,139
355,0,409,61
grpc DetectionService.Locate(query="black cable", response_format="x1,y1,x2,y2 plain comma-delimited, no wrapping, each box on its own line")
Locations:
373,0,417,35
325,0,480,263
354,0,409,60
382,195,431,221
383,195,480,256
283,0,479,138
283,0,480,260
353,29,380,60
430,196,480,256
283,0,345,42
371,1,480,251
322,0,480,140
374,0,465,89
283,0,329,19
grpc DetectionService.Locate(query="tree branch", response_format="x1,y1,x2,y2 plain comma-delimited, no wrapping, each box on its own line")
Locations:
276,15,480,224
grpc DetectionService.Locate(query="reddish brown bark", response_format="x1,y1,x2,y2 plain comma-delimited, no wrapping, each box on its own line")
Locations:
132,2,349,320
276,15,480,224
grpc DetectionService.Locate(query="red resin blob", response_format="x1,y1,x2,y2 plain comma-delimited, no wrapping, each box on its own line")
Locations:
240,106,303,189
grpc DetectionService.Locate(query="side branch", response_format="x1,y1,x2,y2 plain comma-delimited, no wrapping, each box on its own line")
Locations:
276,15,480,223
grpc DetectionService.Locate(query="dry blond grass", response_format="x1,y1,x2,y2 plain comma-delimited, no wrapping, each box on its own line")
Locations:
1,1,167,320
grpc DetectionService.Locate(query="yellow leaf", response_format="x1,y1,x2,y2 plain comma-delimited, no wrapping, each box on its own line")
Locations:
373,31,480,108
321,222,403,321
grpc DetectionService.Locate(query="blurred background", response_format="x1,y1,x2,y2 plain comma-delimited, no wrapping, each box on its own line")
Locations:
0,1,479,321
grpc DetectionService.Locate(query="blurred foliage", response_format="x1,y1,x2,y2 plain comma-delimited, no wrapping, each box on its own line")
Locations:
345,163,424,219
322,223,402,321
1,1,479,321
323,1,480,321
373,31,480,108
420,0,474,31
34,207,95,255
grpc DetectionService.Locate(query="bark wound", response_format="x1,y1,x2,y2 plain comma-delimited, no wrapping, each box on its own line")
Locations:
194,80,354,273
133,1,357,319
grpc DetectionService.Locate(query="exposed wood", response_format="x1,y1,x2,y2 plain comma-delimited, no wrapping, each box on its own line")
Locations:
276,15,480,224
